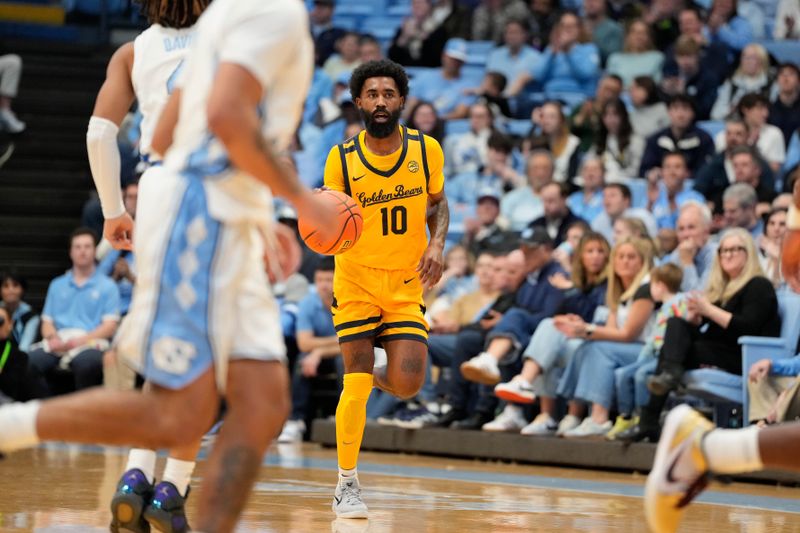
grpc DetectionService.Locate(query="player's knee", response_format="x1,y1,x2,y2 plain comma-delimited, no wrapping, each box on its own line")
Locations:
154,397,217,446
392,378,423,400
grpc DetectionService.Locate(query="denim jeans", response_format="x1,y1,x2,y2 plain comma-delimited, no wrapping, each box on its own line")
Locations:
614,358,657,416
570,341,643,409
419,333,457,403
522,318,586,398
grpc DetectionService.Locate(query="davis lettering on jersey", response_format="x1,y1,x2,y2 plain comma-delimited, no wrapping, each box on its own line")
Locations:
356,184,424,208
163,34,193,52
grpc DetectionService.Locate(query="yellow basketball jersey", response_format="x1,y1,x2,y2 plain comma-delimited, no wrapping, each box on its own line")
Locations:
324,126,444,271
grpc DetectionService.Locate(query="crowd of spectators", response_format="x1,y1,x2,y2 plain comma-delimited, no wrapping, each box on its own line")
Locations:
3,0,800,447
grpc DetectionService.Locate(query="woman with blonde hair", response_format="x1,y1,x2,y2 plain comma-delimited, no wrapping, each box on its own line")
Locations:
620,228,780,442
548,237,658,437
606,19,665,87
710,43,771,120
482,232,611,434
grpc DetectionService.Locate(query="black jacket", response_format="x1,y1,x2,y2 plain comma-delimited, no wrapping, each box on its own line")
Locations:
0,339,30,401
529,209,585,247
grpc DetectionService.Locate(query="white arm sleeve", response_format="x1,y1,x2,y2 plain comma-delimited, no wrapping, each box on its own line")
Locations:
86,116,125,219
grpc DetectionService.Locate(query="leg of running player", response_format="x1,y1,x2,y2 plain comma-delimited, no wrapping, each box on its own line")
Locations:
193,359,290,533
0,368,218,453
646,406,800,533
333,338,374,518
374,339,427,399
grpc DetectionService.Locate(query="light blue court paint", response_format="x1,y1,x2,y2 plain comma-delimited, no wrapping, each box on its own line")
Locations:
261,453,800,515
39,443,800,514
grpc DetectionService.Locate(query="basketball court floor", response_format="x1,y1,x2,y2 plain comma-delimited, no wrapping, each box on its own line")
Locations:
0,442,797,532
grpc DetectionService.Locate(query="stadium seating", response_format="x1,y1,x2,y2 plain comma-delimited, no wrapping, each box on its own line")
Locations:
680,288,800,425
761,40,800,67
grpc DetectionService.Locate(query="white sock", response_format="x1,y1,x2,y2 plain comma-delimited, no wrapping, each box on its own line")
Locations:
338,467,357,480
162,458,196,497
702,426,764,474
125,449,157,484
0,401,41,452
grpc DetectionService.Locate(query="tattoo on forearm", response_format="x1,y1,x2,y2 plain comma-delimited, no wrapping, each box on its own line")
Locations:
427,197,450,243
198,446,261,532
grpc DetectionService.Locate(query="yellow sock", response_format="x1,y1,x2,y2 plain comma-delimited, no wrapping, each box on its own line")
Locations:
336,372,373,472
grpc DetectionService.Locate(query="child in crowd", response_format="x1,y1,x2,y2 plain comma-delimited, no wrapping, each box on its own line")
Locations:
607,263,687,439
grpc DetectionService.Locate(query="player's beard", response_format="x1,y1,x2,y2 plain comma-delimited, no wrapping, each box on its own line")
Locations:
360,107,401,139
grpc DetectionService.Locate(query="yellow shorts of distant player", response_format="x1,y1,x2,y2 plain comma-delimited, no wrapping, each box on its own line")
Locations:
332,259,428,346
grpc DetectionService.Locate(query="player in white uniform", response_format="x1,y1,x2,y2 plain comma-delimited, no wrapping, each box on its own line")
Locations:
0,1,331,532
84,2,211,531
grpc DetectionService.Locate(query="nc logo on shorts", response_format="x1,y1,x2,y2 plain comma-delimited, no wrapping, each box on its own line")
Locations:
407,160,419,173
152,336,197,374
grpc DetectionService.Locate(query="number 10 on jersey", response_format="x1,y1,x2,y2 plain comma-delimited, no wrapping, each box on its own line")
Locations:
380,206,407,235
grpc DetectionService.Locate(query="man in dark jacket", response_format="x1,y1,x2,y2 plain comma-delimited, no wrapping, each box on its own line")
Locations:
310,0,346,66
528,182,585,247
447,227,566,429
694,118,774,214
640,94,715,178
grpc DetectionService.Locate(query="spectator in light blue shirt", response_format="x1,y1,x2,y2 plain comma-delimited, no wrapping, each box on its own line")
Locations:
28,228,120,395
97,180,138,316
649,152,707,230
501,149,552,232
704,0,755,52
568,157,605,223
486,19,541,96
405,38,477,120
591,183,658,244
658,201,717,291
449,131,525,231
529,11,601,97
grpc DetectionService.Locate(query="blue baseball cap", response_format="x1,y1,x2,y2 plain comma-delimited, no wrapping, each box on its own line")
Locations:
444,38,468,62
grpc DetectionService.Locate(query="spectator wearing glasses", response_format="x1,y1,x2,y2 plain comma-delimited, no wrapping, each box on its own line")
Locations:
620,228,778,442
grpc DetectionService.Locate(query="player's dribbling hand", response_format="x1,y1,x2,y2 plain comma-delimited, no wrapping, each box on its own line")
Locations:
295,190,337,243
104,213,134,251
417,243,444,290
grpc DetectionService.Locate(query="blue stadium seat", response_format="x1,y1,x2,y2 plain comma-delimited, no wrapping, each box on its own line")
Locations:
362,16,403,40
386,2,411,17
460,65,485,86
697,120,725,139
680,288,800,425
335,3,374,17
332,16,359,31
444,119,470,136
761,40,800,66
503,119,533,138
465,40,495,67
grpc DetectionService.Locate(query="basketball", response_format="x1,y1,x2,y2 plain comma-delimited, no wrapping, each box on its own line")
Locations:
298,189,363,255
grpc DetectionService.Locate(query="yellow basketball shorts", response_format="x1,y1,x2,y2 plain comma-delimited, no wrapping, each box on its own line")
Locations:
332,259,429,346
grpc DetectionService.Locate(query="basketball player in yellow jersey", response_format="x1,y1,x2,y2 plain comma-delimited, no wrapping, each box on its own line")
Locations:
323,60,449,518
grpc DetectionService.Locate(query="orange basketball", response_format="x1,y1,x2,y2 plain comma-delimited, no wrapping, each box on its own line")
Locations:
298,189,363,255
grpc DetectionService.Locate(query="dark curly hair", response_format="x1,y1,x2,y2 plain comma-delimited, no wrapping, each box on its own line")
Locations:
135,0,212,29
349,59,409,102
